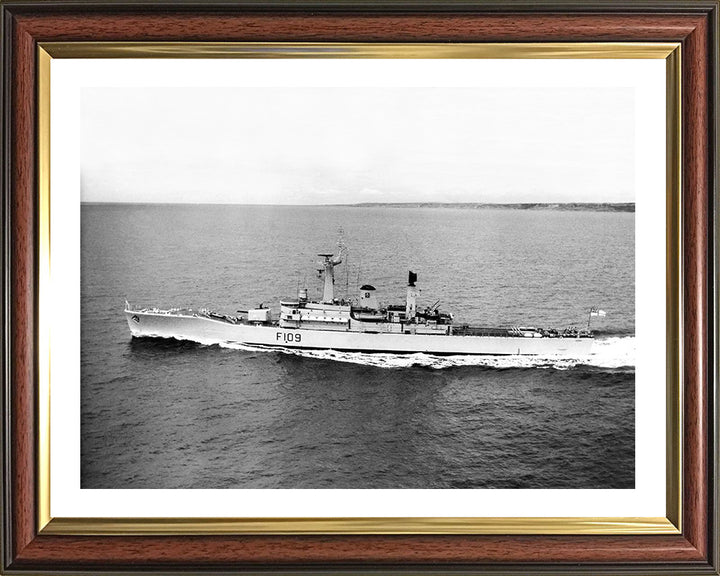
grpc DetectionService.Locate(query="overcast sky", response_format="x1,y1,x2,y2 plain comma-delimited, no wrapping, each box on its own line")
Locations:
81,87,634,204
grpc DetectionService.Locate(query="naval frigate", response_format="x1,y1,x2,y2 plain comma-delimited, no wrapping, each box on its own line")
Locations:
124,246,596,357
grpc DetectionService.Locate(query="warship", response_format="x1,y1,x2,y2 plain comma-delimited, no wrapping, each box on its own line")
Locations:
124,247,596,356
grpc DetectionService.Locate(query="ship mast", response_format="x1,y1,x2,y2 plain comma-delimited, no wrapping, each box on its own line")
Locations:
316,230,347,304
318,252,343,303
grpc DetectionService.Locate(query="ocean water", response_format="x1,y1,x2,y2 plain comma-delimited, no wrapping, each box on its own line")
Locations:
81,204,634,489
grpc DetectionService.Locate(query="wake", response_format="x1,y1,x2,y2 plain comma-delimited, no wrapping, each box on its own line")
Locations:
215,336,635,371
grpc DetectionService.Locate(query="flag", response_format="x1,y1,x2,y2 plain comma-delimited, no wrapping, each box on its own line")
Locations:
590,307,606,317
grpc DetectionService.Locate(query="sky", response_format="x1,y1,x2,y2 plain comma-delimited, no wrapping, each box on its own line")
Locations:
81,87,634,205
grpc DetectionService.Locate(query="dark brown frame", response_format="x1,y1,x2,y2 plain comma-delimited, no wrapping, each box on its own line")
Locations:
1,1,718,574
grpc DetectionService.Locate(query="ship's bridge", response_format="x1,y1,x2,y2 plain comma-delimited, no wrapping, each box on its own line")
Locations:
279,300,351,331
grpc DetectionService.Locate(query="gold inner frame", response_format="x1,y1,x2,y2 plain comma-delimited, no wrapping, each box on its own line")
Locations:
36,41,682,536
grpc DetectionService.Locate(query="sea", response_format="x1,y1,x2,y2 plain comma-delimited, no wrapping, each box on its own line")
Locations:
81,204,635,489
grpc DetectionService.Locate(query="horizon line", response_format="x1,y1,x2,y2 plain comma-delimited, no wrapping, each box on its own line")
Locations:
81,200,636,206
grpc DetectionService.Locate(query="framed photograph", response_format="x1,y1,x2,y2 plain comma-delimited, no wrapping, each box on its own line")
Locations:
1,1,717,574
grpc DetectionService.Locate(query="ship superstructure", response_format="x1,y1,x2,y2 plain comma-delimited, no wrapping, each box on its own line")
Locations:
125,247,595,356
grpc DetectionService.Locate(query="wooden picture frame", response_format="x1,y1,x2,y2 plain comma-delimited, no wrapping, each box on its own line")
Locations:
1,1,717,573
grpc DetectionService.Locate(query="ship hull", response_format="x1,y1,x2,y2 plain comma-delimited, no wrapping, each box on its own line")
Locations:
125,310,593,356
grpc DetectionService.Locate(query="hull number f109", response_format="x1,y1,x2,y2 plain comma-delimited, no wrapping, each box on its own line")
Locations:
277,332,302,343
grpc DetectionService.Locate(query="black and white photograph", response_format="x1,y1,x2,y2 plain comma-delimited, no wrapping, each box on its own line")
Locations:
79,80,636,491
9,0,720,570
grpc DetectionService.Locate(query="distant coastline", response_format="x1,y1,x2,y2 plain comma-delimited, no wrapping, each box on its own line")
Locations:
81,201,635,212
341,202,635,213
